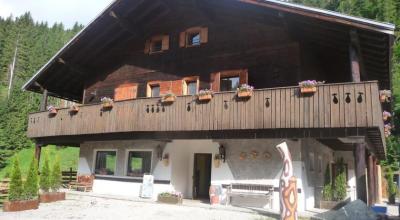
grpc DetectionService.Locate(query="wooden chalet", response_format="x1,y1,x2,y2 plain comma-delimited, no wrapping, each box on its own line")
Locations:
23,0,395,211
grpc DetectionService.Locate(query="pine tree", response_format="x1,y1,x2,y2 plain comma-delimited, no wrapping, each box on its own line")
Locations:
8,157,23,201
40,152,51,193
50,154,62,192
23,155,39,200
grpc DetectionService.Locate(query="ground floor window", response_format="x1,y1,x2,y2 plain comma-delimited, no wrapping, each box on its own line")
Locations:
94,151,116,175
127,151,152,177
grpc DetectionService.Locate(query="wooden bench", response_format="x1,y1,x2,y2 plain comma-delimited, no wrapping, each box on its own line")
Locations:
226,183,274,208
68,175,94,192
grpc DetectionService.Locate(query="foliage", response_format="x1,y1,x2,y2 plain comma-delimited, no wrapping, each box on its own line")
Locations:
333,158,347,201
237,84,254,92
0,14,82,171
8,157,23,201
39,152,51,192
23,155,38,200
50,154,62,192
386,168,398,194
322,164,333,201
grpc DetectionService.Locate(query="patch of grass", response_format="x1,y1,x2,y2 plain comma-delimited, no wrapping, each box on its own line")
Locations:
0,145,79,180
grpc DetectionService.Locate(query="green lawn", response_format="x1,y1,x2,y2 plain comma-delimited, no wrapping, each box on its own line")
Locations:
0,145,79,180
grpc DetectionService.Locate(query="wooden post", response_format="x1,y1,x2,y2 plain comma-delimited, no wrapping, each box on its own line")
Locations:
354,143,367,203
349,45,361,82
377,164,383,203
34,144,42,166
367,155,375,205
40,89,48,111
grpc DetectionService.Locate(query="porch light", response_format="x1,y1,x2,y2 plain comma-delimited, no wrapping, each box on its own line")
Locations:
219,145,226,163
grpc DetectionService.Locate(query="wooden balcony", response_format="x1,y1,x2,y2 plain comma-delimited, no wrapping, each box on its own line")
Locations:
28,81,385,156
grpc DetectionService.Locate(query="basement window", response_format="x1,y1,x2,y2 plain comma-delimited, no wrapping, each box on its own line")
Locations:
127,151,152,177
94,151,116,176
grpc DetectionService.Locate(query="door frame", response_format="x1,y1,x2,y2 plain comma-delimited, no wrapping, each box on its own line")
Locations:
192,153,212,199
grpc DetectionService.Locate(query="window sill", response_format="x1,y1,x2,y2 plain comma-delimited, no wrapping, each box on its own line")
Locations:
94,175,171,184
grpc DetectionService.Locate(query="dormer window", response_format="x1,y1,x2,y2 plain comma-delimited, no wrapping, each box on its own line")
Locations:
144,35,169,54
180,27,208,48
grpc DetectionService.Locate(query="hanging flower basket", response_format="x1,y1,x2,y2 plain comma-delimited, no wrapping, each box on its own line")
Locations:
197,89,214,101
69,104,80,114
101,97,113,109
237,84,254,98
47,106,57,115
299,80,324,94
379,90,391,103
161,93,176,103
383,111,392,121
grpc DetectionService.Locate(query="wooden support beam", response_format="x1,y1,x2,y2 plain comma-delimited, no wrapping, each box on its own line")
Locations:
354,143,367,203
350,30,367,82
34,144,42,166
58,58,90,76
109,10,143,36
40,89,48,111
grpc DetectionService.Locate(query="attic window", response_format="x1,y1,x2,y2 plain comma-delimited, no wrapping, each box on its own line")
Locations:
188,32,201,46
180,27,208,48
151,40,163,53
144,35,169,54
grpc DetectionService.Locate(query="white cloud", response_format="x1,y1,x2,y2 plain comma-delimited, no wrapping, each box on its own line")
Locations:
0,0,114,28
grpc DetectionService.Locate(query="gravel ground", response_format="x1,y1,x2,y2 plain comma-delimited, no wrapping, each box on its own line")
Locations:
0,194,273,220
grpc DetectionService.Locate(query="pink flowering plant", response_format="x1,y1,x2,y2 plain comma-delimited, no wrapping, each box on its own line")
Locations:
299,80,325,88
385,124,392,130
47,105,56,112
380,90,392,97
197,89,214,97
237,84,254,92
383,111,392,118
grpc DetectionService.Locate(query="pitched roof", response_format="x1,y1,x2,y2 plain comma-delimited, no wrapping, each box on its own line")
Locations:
22,0,395,101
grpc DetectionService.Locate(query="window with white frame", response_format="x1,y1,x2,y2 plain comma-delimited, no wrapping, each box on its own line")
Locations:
127,151,152,177
94,151,116,175
309,152,315,172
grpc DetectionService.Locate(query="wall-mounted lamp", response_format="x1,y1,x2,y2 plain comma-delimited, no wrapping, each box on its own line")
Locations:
219,145,226,163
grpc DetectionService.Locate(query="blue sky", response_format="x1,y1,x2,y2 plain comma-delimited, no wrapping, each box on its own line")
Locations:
0,0,114,28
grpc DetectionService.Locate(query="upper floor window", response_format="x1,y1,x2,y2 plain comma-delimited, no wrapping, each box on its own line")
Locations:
94,150,116,176
150,84,160,97
126,151,152,177
220,76,240,92
144,35,169,54
180,27,208,48
183,76,199,95
210,69,248,92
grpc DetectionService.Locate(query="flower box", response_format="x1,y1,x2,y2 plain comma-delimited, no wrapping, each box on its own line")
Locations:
39,192,66,203
237,90,252,98
69,105,80,114
3,199,39,212
157,193,182,204
48,106,58,115
300,87,317,94
102,102,113,109
198,94,213,101
101,97,114,110
319,200,347,210
379,90,391,103
161,94,176,103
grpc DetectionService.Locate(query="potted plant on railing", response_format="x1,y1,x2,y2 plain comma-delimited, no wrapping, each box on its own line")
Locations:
197,89,214,101
3,157,39,212
40,154,65,203
236,84,254,98
383,111,392,121
161,93,176,104
47,105,57,115
69,104,80,114
157,191,183,204
298,80,324,94
379,90,391,103
101,97,113,109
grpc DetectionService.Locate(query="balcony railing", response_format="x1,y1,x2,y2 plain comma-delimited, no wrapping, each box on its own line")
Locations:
28,81,384,142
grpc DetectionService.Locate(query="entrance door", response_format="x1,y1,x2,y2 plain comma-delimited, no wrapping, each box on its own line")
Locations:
193,153,212,199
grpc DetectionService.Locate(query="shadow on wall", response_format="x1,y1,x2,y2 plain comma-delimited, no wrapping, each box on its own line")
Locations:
217,139,301,180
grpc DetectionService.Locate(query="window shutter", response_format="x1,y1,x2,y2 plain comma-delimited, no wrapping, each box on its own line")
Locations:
200,27,208,44
162,35,169,51
171,80,183,96
114,84,138,101
144,40,151,54
239,69,249,85
179,31,186,48
210,72,220,92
